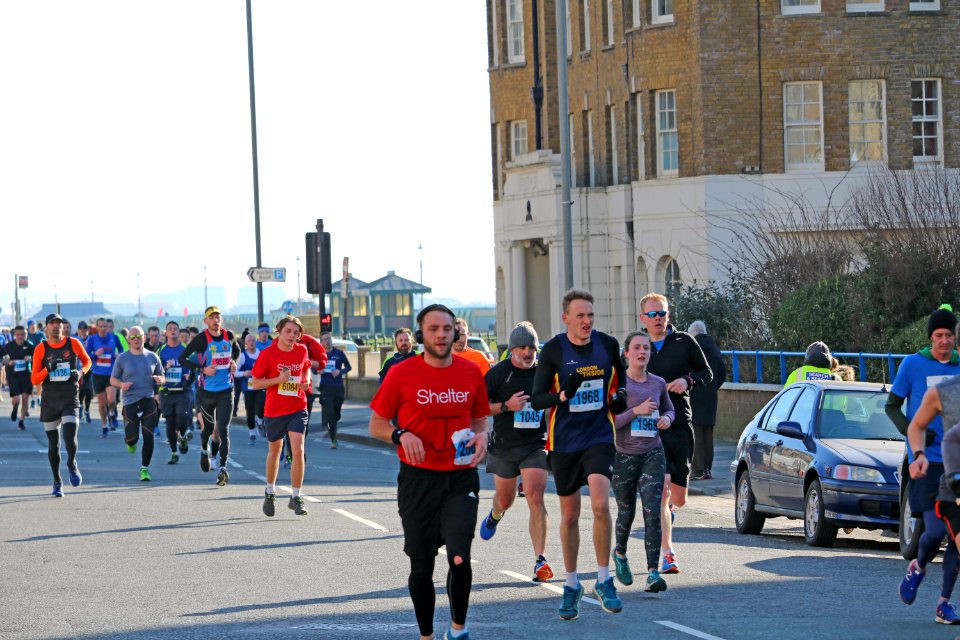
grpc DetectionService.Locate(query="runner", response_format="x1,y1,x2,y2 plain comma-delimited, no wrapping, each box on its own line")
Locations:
75,321,94,423
235,333,264,445
157,321,191,464
378,327,416,383
30,313,92,497
145,325,162,353
452,318,491,374
478,321,553,582
2,325,35,430
639,292,712,575
369,303,490,640
530,289,628,619
85,317,124,437
255,322,273,351
281,330,327,467
611,331,673,593
317,331,352,449
178,306,240,486
28,319,44,410
110,326,165,481
250,316,313,517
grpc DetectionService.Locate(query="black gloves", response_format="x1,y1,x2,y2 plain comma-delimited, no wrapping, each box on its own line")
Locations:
609,388,628,414
69,370,80,383
562,372,584,401
948,472,960,500
45,360,57,373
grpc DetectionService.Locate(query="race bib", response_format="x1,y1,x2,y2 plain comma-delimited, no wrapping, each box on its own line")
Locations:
569,379,603,412
12,360,26,372
49,362,71,382
212,354,231,370
278,380,301,396
513,403,543,429
928,375,954,387
96,353,112,368
324,361,336,374
630,410,660,438
165,367,183,385
451,428,476,466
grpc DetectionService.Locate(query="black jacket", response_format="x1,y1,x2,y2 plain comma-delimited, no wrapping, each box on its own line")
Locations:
690,333,726,426
645,325,713,429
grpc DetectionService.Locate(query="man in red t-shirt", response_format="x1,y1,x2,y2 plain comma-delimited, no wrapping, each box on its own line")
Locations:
370,304,490,640
250,316,312,517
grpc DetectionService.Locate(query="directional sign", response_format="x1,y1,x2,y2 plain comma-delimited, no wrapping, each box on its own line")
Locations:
247,267,286,283
282,300,295,314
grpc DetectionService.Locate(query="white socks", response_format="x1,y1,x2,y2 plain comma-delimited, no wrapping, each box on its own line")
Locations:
565,571,579,588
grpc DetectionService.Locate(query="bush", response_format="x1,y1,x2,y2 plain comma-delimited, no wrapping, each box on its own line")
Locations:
671,280,768,350
768,276,857,351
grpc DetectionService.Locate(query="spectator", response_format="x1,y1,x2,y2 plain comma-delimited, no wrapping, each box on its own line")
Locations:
784,342,840,386
686,321,726,481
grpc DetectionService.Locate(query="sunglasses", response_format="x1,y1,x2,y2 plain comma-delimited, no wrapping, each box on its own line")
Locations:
128,335,144,340
642,310,668,318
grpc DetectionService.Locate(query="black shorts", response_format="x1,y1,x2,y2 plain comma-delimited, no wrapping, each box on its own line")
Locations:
8,376,32,396
397,462,480,561
909,463,945,515
937,499,960,541
160,392,191,418
92,374,112,394
660,423,694,488
548,442,615,497
485,442,549,478
40,393,79,427
265,410,308,442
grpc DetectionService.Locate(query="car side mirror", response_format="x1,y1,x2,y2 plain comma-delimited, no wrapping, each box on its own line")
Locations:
776,421,805,439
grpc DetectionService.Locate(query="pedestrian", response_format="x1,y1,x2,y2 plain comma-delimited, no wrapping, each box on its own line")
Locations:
317,331,351,449
686,320,726,481
369,303,490,640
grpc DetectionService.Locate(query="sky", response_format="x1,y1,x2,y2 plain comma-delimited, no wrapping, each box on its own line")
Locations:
0,1,495,319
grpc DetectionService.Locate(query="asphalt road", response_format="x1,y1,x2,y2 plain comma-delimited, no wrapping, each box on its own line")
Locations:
1,396,958,640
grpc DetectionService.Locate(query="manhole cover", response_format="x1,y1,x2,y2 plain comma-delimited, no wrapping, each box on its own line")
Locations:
291,622,416,631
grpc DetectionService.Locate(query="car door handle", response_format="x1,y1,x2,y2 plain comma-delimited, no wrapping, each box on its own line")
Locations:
749,433,758,441
775,440,783,446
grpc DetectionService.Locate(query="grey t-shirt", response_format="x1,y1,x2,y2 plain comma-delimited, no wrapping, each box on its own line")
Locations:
934,376,960,500
613,373,676,455
111,350,163,404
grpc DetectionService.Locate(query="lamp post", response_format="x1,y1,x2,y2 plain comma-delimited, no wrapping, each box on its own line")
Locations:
296,255,302,315
137,272,142,317
418,243,424,310
204,265,208,310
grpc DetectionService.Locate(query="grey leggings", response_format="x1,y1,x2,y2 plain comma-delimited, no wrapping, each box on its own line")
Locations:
612,447,666,570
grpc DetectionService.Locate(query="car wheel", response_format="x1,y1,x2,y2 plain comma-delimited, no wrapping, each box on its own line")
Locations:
735,471,765,535
899,484,923,560
804,478,838,547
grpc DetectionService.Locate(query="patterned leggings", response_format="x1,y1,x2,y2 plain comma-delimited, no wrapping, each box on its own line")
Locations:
613,447,666,570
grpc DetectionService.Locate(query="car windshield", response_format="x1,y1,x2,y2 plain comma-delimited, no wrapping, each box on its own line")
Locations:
818,390,904,441
468,337,491,354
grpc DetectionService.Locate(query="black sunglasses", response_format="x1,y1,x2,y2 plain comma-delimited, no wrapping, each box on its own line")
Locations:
642,311,668,318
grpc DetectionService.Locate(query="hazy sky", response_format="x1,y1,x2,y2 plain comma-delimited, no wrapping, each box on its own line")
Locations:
1,1,495,316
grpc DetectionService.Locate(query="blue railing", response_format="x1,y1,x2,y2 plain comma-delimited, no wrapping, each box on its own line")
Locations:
721,350,909,385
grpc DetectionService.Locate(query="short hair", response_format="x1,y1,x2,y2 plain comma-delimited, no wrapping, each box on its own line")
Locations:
687,320,707,336
416,304,456,328
562,289,594,314
147,326,160,333
320,331,333,341
622,331,651,353
13,325,25,332
639,293,669,312
455,318,469,330
96,317,106,324
394,327,413,340
166,320,180,329
275,315,304,336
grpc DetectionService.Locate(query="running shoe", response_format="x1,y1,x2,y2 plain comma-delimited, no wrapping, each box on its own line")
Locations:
533,556,554,582
593,577,623,613
442,630,470,640
288,495,308,515
517,482,525,497
185,428,194,441
216,468,229,487
645,569,667,593
110,416,118,430
30,398,35,409
126,443,136,454
256,417,265,438
139,468,151,482
937,602,960,625
330,439,338,449
51,482,63,497
101,427,109,439
479,509,501,540
168,453,179,465
209,455,217,471
661,552,680,574
282,455,291,470
84,410,91,424
248,432,257,445
263,491,276,517
178,435,188,454
17,420,25,431
559,582,584,620
690,471,707,481
900,559,925,605
10,407,16,421
613,551,633,586
68,465,82,487
200,451,210,472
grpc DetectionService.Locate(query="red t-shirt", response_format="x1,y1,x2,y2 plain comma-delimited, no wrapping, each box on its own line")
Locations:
251,342,310,417
370,354,490,471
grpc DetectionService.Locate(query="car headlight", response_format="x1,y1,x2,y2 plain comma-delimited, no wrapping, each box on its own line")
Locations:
832,464,885,483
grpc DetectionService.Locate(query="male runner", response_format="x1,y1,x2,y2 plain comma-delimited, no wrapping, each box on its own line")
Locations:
317,332,352,449
75,321,94,423
157,321,191,464
452,319,491,374
251,316,313,516
2,325,35,430
378,327,416,383
85,317,123,436
369,303,490,640
178,306,239,486
236,333,264,444
30,313,92,497
28,319,44,410
531,289,628,619
111,326,165,481
255,322,273,351
145,326,162,353
479,321,553,582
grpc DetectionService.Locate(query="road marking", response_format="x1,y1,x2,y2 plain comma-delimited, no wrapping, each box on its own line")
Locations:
499,570,600,604
31,450,91,454
332,508,387,531
230,461,244,469
655,620,728,640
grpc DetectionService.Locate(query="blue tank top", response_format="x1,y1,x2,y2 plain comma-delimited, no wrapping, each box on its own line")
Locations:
199,330,233,392
546,332,617,453
85,333,121,376
237,350,259,392
157,343,187,392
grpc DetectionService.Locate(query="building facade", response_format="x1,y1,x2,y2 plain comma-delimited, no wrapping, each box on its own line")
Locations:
488,0,959,341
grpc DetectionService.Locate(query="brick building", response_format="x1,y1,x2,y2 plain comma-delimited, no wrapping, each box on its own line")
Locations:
488,0,959,341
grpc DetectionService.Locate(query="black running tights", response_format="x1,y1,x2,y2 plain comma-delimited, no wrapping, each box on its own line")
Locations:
47,423,78,484
408,555,472,637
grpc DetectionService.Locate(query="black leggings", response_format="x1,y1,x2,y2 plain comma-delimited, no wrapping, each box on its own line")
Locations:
319,387,345,440
692,423,714,474
78,380,94,412
243,390,264,430
198,389,232,468
46,423,79,484
162,397,189,453
409,554,472,637
124,397,159,468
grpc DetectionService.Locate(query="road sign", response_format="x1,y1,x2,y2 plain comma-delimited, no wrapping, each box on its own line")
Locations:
282,300,295,314
18,276,28,289
247,267,286,283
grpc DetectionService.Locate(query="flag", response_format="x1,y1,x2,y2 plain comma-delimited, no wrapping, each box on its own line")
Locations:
157,307,164,318
183,306,188,318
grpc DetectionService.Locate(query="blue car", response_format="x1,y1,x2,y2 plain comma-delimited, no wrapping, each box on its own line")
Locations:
730,381,905,547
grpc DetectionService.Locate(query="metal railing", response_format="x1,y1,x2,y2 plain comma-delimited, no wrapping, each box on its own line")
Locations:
722,350,910,385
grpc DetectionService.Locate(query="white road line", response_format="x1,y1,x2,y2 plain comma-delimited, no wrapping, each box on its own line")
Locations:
655,620,728,640
437,546,479,564
499,570,600,604
227,460,244,469
332,508,387,531
32,450,91,454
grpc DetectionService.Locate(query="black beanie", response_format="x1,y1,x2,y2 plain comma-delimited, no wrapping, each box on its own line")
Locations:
928,304,957,337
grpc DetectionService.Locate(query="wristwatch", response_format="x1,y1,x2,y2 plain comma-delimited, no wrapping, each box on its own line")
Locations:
500,401,509,414
914,450,926,458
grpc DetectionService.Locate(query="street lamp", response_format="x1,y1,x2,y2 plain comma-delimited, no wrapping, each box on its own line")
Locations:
296,255,302,315
418,244,424,310
204,265,208,310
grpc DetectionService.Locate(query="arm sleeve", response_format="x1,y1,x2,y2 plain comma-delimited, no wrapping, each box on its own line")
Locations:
178,334,207,372
250,351,269,380
72,338,92,373
660,379,676,423
885,392,910,435
30,343,47,385
230,332,241,359
152,353,164,376
530,340,562,411
340,352,352,374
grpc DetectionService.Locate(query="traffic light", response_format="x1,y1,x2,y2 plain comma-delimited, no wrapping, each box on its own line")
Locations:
320,313,332,333
305,231,332,295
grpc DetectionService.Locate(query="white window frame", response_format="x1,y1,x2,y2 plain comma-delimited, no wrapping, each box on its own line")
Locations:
910,0,939,10
781,0,820,15
846,0,883,12
783,81,824,172
507,0,525,64
582,0,591,52
632,0,641,27
635,95,645,180
848,79,886,166
491,0,500,67
652,0,673,24
912,78,943,165
656,89,678,177
510,120,528,160
609,105,619,184
587,110,596,186
606,0,615,45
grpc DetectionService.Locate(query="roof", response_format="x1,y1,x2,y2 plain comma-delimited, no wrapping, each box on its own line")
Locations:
330,275,370,295
791,380,888,391
29,302,113,323
360,271,431,295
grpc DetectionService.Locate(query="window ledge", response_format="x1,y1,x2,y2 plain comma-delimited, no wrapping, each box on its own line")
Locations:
578,50,593,61
908,10,946,15
780,12,825,18
601,43,615,52
844,11,891,17
500,61,527,70
645,19,675,29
